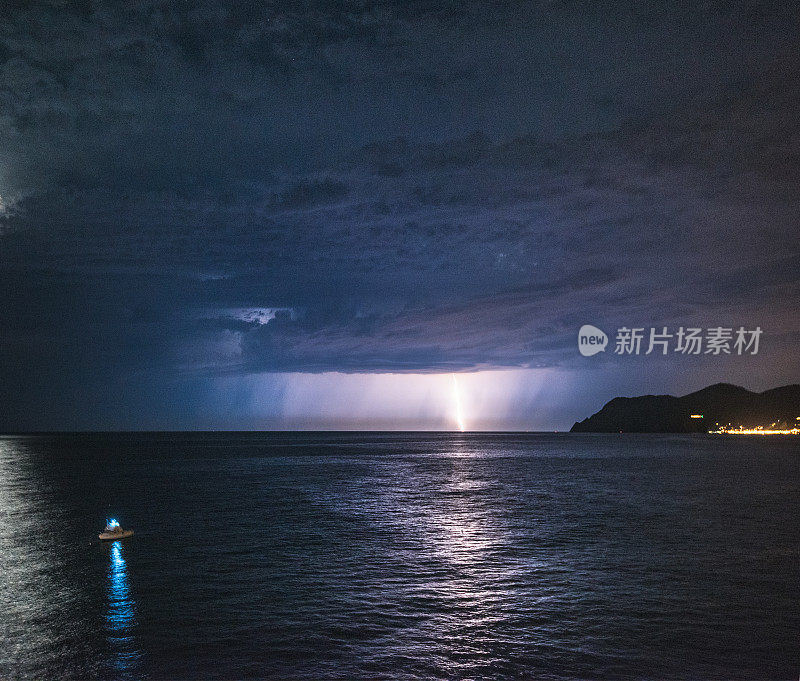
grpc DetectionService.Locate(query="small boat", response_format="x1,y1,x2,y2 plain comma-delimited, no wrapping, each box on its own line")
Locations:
99,519,134,541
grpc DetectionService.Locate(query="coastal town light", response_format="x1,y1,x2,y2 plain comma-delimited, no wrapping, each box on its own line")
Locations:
709,426,800,435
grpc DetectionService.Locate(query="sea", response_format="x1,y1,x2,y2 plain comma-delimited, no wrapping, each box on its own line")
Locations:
0,432,797,680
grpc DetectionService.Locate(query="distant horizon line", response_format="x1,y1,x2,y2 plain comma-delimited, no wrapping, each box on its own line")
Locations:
0,430,732,437
0,429,562,435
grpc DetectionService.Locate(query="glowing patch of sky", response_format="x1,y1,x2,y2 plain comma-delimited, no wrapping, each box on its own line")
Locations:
204,369,577,430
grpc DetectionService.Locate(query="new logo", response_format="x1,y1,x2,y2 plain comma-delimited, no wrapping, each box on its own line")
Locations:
578,325,608,356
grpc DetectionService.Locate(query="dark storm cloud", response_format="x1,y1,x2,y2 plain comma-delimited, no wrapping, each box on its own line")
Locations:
0,0,798,427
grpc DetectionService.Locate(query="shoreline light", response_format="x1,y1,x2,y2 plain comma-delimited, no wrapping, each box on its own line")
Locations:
709,426,800,435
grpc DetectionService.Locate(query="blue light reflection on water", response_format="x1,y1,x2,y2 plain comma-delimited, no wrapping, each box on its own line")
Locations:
106,541,141,677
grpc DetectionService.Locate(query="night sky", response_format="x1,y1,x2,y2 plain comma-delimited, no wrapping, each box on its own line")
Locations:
1,1,798,430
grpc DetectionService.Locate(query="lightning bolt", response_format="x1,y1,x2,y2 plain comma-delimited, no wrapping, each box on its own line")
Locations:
452,374,466,432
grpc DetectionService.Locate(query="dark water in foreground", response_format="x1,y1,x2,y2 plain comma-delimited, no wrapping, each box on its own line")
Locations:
0,433,798,680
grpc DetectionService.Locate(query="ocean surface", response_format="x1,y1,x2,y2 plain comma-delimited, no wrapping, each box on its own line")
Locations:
0,432,798,680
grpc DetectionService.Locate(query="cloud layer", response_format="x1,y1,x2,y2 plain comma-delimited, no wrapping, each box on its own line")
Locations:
1,1,798,428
